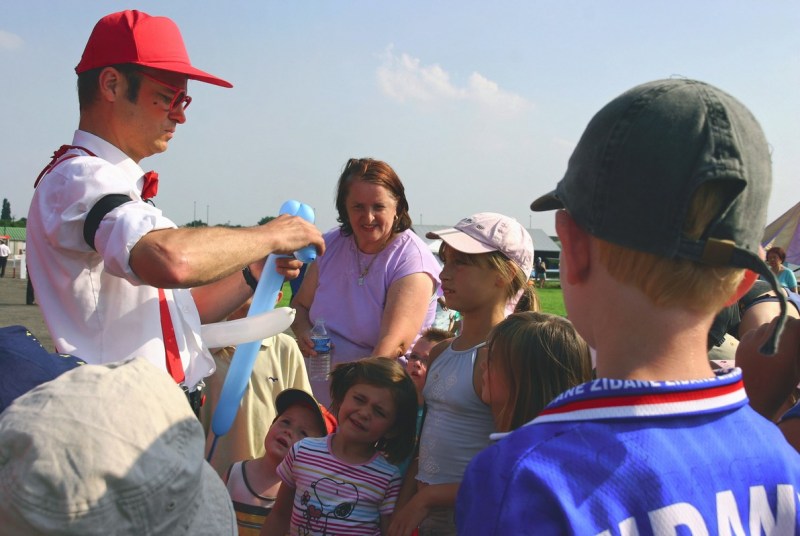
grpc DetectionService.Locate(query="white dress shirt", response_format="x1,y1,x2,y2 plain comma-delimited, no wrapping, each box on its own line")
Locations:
27,130,215,388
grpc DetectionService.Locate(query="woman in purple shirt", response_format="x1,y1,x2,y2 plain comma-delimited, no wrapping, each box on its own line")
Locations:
291,158,441,406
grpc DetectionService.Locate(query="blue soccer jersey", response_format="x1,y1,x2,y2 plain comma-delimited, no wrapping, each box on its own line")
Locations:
457,369,800,535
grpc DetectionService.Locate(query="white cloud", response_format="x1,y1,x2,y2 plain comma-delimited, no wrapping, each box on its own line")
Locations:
376,45,532,112
0,30,23,50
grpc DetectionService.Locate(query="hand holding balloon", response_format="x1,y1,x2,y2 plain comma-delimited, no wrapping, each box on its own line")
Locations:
208,200,317,461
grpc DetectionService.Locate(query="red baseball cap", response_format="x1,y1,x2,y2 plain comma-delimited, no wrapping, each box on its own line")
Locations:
75,10,232,88
275,388,338,435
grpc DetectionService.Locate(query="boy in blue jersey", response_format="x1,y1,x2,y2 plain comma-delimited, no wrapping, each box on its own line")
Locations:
456,79,800,535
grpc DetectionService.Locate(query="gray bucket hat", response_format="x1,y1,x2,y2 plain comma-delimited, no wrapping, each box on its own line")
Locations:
0,357,236,535
531,78,786,354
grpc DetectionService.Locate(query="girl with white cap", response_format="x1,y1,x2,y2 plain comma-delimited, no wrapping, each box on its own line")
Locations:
389,212,534,536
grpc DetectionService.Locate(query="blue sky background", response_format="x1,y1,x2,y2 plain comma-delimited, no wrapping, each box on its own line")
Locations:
2,1,798,236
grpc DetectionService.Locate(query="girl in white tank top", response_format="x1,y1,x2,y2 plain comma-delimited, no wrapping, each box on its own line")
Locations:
389,212,535,536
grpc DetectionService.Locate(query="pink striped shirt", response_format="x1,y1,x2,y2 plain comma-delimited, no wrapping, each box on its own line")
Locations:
277,435,402,535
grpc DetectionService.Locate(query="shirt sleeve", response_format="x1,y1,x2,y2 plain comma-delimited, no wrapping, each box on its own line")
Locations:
94,202,177,283
384,231,441,288
38,156,176,284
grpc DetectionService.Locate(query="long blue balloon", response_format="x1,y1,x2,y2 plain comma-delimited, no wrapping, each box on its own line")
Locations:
208,200,316,460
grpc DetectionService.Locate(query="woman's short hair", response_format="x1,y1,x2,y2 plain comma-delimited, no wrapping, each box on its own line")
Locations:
335,158,412,236
767,246,787,263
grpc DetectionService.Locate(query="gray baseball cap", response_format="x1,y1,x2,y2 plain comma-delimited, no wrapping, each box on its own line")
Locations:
0,358,236,535
531,78,786,354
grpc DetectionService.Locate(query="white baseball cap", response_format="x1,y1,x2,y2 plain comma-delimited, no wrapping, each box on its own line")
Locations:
427,212,534,279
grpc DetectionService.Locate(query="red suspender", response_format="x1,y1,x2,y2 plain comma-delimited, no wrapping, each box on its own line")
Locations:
158,288,185,384
34,145,96,188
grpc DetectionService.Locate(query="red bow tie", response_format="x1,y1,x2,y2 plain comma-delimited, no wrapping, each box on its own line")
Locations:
142,171,159,200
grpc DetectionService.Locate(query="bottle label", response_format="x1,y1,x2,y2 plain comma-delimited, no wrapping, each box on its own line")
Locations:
312,337,331,354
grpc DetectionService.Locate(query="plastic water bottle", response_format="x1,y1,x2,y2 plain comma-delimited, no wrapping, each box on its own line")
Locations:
308,318,331,381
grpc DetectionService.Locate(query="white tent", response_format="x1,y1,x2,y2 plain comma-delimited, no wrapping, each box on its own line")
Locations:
763,201,800,266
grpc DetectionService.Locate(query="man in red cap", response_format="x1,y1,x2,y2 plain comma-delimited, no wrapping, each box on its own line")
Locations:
26,10,324,412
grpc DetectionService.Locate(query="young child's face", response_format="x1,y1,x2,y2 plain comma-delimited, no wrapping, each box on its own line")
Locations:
337,382,397,446
406,337,434,394
264,405,324,464
439,246,501,313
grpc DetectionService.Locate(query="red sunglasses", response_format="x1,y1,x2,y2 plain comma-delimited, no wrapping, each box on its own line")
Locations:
137,71,192,112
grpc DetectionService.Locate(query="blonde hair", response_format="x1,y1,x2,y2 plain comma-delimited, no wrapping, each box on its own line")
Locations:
514,280,541,313
487,312,592,432
594,184,744,314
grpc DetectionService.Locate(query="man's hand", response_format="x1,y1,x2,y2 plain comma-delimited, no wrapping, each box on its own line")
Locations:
261,215,325,257
275,257,304,280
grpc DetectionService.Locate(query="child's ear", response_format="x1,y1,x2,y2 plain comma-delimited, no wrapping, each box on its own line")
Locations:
556,210,591,285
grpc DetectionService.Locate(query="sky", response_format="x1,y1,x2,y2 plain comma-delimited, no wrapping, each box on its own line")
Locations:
2,1,799,237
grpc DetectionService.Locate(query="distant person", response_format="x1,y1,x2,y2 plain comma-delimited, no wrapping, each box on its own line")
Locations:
481,312,592,434
0,239,9,277
27,10,323,411
432,296,460,334
200,292,315,478
291,158,440,406
224,388,336,536
533,256,547,288
260,357,418,536
766,246,798,292
457,79,800,533
25,267,35,305
390,212,533,536
0,357,237,534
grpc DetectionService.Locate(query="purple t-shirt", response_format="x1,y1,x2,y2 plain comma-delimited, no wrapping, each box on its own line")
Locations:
309,228,440,404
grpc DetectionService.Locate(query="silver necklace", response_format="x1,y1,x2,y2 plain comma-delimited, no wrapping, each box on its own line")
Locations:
354,236,391,286
357,250,379,286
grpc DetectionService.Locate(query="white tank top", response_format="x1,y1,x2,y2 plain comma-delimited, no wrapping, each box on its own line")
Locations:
418,341,496,484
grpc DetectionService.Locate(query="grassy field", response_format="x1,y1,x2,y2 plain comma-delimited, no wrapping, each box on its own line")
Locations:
278,282,293,308
279,281,566,317
536,284,566,317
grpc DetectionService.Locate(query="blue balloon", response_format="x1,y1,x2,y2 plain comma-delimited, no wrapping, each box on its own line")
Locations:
208,200,316,460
